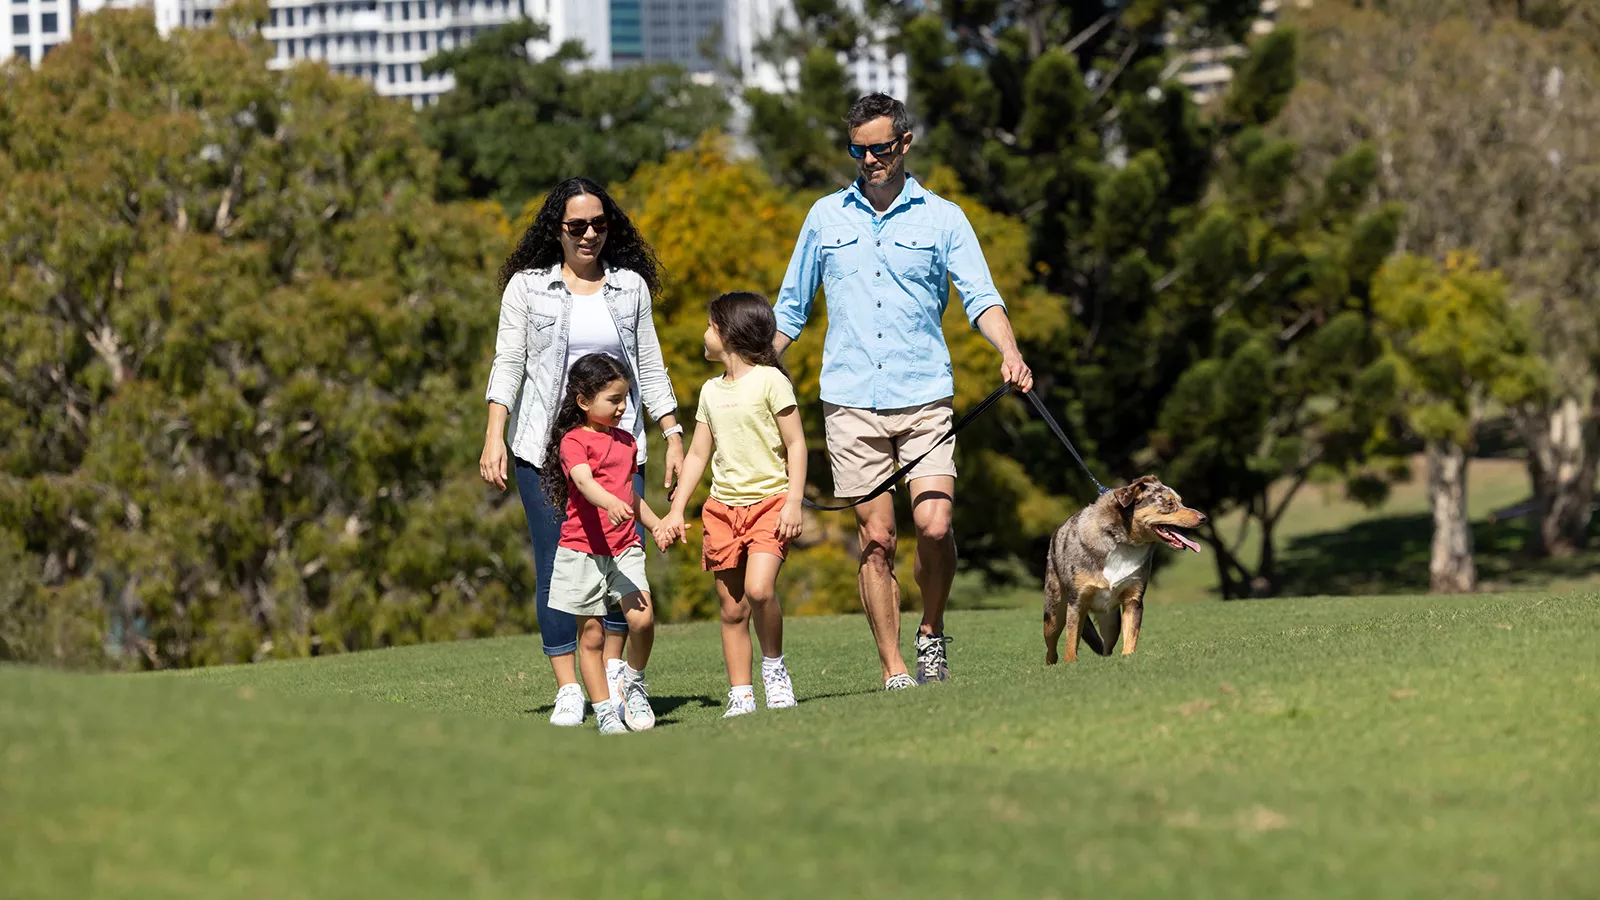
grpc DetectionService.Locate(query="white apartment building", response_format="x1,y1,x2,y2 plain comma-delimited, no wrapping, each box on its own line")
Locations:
5,0,906,109
4,0,608,107
2,0,145,63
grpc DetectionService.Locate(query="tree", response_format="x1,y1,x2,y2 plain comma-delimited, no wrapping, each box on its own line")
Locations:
0,4,532,667
874,5,1409,596
739,0,876,189
422,18,729,209
1149,125,1403,598
874,2,1270,500
1371,253,1548,593
1279,1,1600,556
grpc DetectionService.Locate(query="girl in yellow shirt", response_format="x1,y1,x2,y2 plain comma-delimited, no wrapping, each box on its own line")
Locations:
656,292,808,717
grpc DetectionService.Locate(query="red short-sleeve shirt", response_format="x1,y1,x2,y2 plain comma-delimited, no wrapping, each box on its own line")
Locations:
558,427,639,556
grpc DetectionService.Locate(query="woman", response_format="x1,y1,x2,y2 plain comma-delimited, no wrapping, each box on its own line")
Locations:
480,177,684,727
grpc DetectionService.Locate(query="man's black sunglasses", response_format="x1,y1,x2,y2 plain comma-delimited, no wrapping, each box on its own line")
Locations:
847,135,906,160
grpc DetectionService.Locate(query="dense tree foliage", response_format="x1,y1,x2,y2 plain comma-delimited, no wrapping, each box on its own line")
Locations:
422,18,729,209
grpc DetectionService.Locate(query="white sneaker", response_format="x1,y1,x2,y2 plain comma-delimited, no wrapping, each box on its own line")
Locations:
722,690,757,718
549,684,585,727
762,666,796,709
621,677,656,731
595,701,627,735
883,673,916,691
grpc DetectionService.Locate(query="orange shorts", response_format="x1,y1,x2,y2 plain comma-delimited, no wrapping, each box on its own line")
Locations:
701,492,789,571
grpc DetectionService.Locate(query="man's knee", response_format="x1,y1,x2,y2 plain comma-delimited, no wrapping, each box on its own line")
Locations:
915,506,947,538
859,522,897,567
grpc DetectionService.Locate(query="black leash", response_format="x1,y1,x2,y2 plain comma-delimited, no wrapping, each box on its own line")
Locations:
801,383,1109,512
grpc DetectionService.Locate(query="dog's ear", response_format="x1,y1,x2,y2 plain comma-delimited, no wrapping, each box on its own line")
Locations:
1113,475,1159,508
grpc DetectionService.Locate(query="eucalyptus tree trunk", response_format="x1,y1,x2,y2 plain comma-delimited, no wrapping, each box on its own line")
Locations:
1426,439,1476,594
1516,391,1599,558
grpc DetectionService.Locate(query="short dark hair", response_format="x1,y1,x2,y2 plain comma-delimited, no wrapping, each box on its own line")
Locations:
845,93,909,137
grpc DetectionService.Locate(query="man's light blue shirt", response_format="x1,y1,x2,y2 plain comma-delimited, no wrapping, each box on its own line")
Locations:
773,174,1005,410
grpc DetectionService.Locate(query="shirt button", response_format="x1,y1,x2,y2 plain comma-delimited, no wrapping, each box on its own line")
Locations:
876,302,882,308
875,240,881,247
875,271,881,277
878,332,882,338
877,364,883,369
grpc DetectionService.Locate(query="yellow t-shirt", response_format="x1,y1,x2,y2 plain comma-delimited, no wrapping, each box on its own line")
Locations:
694,366,798,506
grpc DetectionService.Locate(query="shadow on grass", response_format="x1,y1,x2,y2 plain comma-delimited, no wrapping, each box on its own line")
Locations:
524,694,720,726
1275,508,1600,597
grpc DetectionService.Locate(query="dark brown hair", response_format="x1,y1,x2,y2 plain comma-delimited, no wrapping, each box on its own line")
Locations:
709,292,790,381
845,93,910,136
540,352,633,511
500,177,662,295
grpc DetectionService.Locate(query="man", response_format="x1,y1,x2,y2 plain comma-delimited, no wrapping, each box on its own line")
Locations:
772,93,1034,690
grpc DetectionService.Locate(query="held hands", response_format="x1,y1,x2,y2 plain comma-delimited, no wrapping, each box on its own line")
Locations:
776,501,804,542
652,511,690,552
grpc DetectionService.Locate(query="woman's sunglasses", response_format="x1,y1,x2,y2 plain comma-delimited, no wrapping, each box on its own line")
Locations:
847,136,906,160
561,216,609,237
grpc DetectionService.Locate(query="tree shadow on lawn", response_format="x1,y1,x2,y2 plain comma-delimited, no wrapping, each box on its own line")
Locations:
525,694,721,726
1274,510,1600,597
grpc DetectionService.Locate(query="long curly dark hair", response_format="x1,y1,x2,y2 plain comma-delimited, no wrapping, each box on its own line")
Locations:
541,353,634,511
710,292,791,381
499,177,663,294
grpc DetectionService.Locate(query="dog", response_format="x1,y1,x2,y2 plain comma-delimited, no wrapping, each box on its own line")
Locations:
1043,475,1206,664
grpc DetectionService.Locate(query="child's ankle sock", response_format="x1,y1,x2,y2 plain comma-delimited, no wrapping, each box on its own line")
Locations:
624,664,645,686
761,655,785,675
731,684,755,702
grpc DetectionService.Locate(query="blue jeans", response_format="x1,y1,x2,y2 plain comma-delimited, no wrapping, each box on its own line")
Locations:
514,457,634,655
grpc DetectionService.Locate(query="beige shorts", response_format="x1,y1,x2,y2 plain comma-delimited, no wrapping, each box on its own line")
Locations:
547,544,650,617
822,399,957,498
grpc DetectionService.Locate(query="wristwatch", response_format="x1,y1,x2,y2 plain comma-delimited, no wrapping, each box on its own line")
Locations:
662,424,684,439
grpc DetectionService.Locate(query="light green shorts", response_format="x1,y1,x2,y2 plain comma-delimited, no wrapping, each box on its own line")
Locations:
547,544,650,617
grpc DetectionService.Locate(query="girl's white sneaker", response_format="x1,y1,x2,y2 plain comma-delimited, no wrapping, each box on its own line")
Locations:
762,666,796,709
722,690,757,718
549,684,585,727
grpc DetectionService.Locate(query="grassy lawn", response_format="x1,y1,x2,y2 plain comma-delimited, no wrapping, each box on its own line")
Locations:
4,591,1598,898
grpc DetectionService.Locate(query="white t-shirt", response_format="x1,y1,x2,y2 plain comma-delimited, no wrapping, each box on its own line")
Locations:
564,298,644,461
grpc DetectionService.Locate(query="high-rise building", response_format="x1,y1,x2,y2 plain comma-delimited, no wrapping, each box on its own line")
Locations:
609,0,639,64
639,0,720,72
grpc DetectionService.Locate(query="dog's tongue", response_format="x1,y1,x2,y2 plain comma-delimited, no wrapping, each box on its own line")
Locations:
1159,526,1202,552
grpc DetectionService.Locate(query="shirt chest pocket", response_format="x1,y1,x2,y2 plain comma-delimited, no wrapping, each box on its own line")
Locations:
890,236,938,282
529,311,558,354
820,234,861,284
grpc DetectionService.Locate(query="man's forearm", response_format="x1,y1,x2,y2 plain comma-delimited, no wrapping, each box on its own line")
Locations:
975,306,1022,357
772,332,793,356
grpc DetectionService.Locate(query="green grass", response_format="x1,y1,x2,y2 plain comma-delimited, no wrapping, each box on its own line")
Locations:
5,592,1599,898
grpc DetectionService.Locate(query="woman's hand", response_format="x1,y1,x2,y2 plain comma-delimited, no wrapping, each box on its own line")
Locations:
664,434,685,497
777,500,804,542
480,436,509,492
